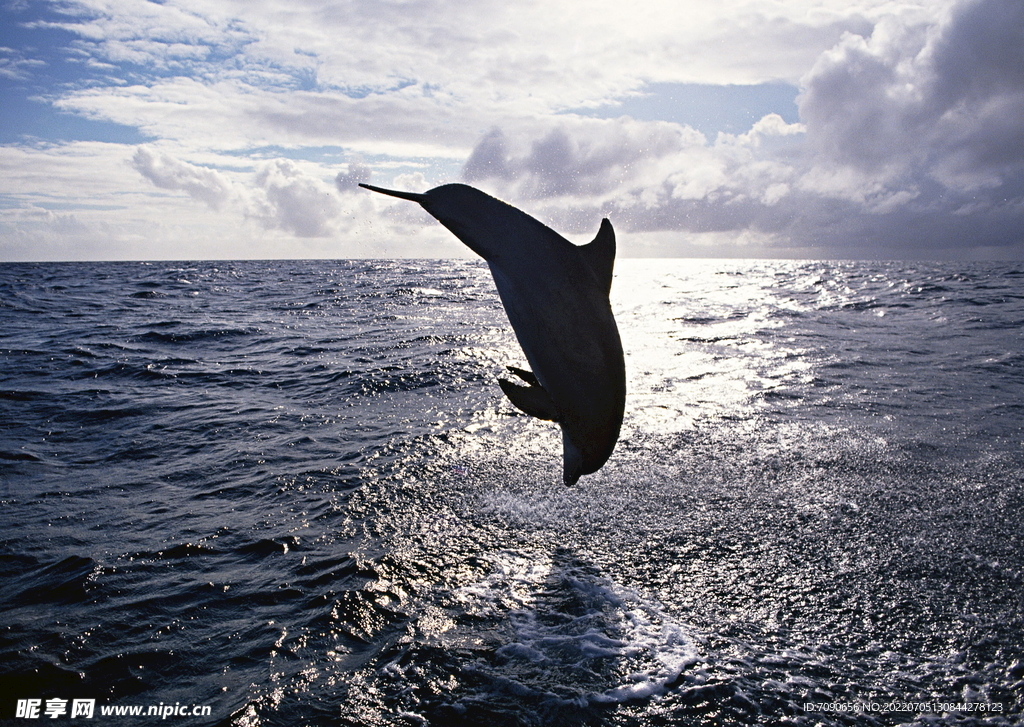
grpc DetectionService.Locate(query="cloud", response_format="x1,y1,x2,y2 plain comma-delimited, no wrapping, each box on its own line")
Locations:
5,0,1024,260
0,142,397,261
464,121,703,201
334,162,371,191
40,0,889,159
458,113,806,241
447,0,1024,258
799,0,1024,195
132,147,351,238
0,46,46,80
250,159,342,237
132,146,233,209
56,78,480,159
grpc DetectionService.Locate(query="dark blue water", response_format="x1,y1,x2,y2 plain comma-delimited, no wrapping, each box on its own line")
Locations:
1,259,1022,726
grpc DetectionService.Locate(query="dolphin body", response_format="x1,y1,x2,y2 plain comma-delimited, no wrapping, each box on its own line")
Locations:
360,182,625,486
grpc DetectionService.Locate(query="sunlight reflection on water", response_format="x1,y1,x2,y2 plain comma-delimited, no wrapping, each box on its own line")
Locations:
613,259,815,435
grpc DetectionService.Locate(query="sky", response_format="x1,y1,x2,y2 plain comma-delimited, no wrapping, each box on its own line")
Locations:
1,0,1023,261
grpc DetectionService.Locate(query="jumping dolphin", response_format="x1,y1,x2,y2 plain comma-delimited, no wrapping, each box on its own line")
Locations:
360,182,625,486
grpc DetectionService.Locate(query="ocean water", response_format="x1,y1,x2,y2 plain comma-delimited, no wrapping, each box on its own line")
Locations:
1,258,1022,726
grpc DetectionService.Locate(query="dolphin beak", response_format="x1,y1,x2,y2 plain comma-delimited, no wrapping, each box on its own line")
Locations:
359,183,427,203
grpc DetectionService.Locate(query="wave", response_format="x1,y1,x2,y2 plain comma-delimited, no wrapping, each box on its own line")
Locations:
1,259,1022,726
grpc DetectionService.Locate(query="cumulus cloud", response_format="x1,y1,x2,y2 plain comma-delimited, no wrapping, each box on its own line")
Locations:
800,0,1024,195
132,146,233,209
464,121,701,201
132,148,352,239
250,159,342,238
334,162,371,192
447,0,1024,257
459,114,806,239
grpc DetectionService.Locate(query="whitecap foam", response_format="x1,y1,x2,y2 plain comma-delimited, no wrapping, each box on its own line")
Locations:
452,549,699,705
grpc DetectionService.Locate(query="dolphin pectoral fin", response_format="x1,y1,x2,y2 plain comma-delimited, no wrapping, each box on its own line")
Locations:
506,365,539,387
498,377,559,421
579,218,615,295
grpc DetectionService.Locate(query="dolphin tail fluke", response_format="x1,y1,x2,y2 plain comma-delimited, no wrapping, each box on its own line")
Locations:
499,376,559,421
359,183,428,203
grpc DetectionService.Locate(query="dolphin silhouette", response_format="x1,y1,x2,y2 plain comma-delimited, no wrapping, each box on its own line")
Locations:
360,182,625,485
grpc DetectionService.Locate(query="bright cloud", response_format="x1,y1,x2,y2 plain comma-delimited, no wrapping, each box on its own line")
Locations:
132,146,233,210
801,0,1024,193
250,159,342,238
132,147,378,240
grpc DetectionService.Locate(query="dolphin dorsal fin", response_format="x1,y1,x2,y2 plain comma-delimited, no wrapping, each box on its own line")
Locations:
579,218,615,295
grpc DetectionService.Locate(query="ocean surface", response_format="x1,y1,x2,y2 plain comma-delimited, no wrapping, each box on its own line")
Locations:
1,258,1022,726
